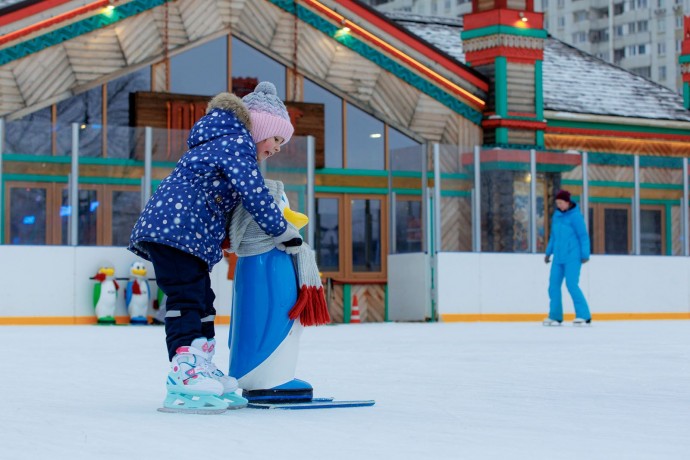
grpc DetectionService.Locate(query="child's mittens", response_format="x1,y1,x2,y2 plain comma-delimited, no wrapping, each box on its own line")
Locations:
273,227,303,255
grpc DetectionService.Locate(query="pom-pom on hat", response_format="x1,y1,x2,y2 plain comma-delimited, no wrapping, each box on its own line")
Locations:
555,190,571,202
242,81,294,145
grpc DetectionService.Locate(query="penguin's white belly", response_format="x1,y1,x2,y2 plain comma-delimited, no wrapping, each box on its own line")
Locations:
95,281,117,318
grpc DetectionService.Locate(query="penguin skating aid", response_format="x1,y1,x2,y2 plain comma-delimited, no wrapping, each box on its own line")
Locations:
228,181,374,410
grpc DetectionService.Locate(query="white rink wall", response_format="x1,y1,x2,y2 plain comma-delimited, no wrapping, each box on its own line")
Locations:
0,246,232,323
2,247,689,322
436,252,690,319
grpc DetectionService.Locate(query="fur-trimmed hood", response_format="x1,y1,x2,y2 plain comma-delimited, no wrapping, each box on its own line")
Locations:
205,92,252,131
185,92,254,150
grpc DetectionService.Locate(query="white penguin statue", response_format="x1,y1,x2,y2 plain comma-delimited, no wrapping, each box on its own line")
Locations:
125,261,150,325
92,266,119,325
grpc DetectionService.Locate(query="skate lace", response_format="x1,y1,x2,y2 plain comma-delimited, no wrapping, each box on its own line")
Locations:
206,359,224,377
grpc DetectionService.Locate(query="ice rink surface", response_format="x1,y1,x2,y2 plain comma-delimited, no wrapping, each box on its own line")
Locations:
1,320,688,460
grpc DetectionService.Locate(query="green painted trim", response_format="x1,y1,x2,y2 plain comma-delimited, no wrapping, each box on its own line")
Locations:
562,178,685,192
461,25,548,40
440,190,471,197
589,196,678,206
685,82,690,110
535,60,544,121
591,152,682,168
78,157,143,167
151,161,178,168
547,119,690,137
473,161,574,173
384,284,389,322
269,0,483,125
317,168,388,177
680,55,690,64
495,57,508,117
3,154,71,163
315,186,388,194
4,153,147,168
440,173,471,180
78,177,142,185
0,0,172,66
4,174,68,183
343,284,352,323
536,130,544,146
393,189,422,196
391,171,423,178
496,127,509,144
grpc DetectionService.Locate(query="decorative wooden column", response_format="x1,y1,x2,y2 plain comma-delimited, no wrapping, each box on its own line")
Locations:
681,17,690,110
461,0,546,147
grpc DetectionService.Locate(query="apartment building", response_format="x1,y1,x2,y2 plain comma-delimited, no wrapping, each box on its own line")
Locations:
361,0,688,92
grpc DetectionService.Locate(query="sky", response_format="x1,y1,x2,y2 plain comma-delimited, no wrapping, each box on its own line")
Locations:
1,320,689,460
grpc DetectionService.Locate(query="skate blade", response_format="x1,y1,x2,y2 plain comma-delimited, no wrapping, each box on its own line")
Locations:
220,392,249,410
158,393,228,414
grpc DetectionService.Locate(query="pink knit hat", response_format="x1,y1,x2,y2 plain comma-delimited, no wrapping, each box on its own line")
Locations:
242,81,294,145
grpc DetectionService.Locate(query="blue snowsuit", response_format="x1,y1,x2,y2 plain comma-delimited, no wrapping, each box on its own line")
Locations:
128,93,289,358
545,201,591,321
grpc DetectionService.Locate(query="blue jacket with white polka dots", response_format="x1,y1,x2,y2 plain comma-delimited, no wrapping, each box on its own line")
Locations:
128,92,288,270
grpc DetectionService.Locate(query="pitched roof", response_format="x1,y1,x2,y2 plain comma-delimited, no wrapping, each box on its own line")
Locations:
387,11,690,122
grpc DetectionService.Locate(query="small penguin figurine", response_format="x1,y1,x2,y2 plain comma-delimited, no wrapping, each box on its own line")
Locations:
125,261,150,325
92,266,119,325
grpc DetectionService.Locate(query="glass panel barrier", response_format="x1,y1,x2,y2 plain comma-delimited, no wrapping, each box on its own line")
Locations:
263,135,309,227
550,149,584,253
639,154,682,255
390,143,424,254
588,153,634,254
4,119,54,156
437,143,473,252
478,147,531,253
8,186,48,244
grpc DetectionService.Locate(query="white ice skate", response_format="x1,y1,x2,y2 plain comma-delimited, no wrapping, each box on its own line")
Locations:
573,318,592,326
206,338,248,409
158,338,227,414
542,318,562,326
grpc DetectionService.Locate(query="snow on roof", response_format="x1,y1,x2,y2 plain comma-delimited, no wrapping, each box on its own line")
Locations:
387,11,690,122
0,0,23,8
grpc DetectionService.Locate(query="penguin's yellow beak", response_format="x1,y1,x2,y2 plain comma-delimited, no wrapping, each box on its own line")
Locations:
283,206,309,230
100,267,115,276
132,268,147,276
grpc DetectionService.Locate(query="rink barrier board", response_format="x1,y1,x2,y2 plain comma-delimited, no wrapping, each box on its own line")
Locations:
0,313,688,325
440,312,690,322
0,315,232,325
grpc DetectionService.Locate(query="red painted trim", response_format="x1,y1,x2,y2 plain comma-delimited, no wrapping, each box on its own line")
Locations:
0,0,73,27
546,126,690,142
465,46,543,65
460,149,581,166
482,119,546,130
0,0,109,46
312,0,488,92
464,10,544,31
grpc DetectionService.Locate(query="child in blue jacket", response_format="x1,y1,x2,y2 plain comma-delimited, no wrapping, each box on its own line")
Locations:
129,82,303,411
543,190,592,326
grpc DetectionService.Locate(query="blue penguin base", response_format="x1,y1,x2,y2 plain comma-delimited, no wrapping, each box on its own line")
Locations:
229,249,313,399
129,316,148,325
242,378,313,404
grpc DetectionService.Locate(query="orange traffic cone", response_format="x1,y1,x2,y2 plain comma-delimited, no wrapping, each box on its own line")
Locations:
350,295,361,324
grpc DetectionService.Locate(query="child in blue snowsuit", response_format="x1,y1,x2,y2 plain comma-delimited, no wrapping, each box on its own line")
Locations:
129,82,302,404
543,190,592,326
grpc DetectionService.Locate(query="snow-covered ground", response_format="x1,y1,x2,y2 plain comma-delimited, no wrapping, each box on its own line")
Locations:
2,321,689,460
